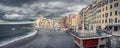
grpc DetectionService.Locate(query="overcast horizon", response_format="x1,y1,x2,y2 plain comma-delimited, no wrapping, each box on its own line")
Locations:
0,0,96,21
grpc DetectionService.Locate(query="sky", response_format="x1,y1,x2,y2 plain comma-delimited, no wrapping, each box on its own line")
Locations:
0,0,96,21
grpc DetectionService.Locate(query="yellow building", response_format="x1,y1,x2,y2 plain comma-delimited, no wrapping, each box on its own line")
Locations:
53,18,61,28
34,16,44,28
44,19,50,28
70,14,80,27
35,16,51,28
96,0,120,32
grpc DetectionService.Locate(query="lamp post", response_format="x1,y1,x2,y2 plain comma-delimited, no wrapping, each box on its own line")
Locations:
88,21,91,37
111,19,114,35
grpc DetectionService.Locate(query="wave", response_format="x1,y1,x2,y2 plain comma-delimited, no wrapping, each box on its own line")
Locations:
0,22,34,25
0,30,37,47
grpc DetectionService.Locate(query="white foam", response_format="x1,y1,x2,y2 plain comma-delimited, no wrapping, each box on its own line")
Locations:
0,30,37,47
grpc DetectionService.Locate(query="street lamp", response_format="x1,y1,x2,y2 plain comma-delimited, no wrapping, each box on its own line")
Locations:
88,21,91,37
111,19,114,35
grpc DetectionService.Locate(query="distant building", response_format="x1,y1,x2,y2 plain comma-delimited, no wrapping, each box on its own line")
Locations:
61,16,67,28
69,14,80,27
34,16,44,28
53,18,61,28
35,16,61,28
66,15,71,27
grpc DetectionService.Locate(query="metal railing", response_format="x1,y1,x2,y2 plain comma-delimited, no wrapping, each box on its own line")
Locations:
69,29,109,38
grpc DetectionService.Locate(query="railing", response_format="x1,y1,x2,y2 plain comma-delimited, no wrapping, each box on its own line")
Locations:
69,29,109,38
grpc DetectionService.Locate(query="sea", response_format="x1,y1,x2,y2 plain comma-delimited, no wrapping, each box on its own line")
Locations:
0,22,37,47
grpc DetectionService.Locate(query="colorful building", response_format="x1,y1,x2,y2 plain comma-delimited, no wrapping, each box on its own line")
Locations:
34,15,61,28
61,16,67,28
34,16,44,28
96,0,120,32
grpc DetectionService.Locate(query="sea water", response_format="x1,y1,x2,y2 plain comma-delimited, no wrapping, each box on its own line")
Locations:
0,23,37,47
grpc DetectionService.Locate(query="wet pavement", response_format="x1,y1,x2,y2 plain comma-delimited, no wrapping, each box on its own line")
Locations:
18,28,74,48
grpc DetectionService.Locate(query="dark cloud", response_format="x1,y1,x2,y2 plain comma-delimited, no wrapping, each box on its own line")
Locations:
0,0,40,7
0,0,96,21
45,10,71,18
0,10,5,19
0,0,95,6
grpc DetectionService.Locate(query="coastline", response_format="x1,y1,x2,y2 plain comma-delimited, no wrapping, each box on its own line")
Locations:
0,30,38,48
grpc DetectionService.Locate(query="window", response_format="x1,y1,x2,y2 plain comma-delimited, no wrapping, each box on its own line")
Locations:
115,11,117,15
98,9,101,13
105,13,108,18
91,26,93,30
102,2,104,6
99,20,101,23
106,0,108,4
110,12,112,16
114,3,118,7
103,8,104,11
118,19,120,23
109,19,110,23
106,7,108,10
97,20,98,23
110,0,113,3
109,18,113,23
102,14,104,18
110,5,112,9
114,0,118,2
105,19,107,23
102,20,104,23
115,18,117,23
99,15,101,18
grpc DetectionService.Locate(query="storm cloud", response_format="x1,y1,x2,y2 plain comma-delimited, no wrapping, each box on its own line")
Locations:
0,0,96,21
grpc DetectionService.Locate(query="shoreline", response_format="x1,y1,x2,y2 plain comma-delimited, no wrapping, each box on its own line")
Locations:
0,30,38,48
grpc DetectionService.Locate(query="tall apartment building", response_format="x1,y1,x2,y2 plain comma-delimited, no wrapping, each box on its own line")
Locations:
79,7,89,32
86,2,98,32
96,0,120,32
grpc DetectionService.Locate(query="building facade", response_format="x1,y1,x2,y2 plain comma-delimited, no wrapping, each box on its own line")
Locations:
34,16,44,28
61,16,67,28
79,7,90,32
96,0,120,32
87,2,98,32
35,15,61,28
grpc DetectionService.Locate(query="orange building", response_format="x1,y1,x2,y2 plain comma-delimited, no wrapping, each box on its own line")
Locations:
61,16,67,28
